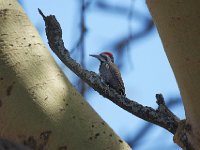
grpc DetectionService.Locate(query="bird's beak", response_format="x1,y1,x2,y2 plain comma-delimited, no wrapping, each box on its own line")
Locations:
89,54,101,60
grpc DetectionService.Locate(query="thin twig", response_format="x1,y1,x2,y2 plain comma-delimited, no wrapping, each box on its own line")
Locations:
156,94,180,130
94,1,155,66
70,0,88,96
79,0,87,96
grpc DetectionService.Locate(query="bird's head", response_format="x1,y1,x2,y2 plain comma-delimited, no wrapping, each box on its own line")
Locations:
90,52,114,63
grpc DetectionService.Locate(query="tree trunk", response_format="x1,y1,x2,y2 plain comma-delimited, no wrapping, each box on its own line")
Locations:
0,0,131,149
147,0,200,149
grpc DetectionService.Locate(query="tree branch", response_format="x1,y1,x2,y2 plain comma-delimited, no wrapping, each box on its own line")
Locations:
38,8,180,134
126,97,181,148
39,9,195,149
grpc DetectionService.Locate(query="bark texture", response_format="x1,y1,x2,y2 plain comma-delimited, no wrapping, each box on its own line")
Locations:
0,0,131,150
147,0,200,149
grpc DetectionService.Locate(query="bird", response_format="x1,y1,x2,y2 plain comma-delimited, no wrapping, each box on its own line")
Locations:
90,52,125,95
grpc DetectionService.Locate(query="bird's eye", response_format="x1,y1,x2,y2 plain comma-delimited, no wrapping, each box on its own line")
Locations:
106,56,110,61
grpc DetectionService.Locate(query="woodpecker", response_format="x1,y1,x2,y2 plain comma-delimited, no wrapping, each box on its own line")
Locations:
90,52,125,95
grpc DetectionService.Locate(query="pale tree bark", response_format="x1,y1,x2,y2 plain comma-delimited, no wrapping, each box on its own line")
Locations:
147,0,200,150
0,0,131,150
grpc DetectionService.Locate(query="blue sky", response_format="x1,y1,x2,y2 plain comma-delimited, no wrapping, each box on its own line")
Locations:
21,0,184,149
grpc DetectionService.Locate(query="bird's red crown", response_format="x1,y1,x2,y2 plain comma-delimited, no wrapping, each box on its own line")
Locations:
101,52,113,57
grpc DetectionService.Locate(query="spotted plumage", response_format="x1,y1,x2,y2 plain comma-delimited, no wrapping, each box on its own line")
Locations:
90,52,125,95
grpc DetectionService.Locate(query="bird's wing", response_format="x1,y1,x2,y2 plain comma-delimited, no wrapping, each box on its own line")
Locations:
108,62,125,95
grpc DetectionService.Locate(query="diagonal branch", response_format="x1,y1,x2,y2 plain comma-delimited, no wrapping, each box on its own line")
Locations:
38,8,181,134
126,97,181,148
38,8,196,150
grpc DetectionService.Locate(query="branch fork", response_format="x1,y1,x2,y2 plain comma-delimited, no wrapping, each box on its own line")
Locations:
38,9,192,149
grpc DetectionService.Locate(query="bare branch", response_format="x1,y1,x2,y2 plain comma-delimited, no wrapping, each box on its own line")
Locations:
38,8,180,134
127,123,152,148
37,10,197,150
111,18,154,65
95,1,155,66
156,94,180,129
126,97,181,148
69,0,88,96
94,1,129,15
